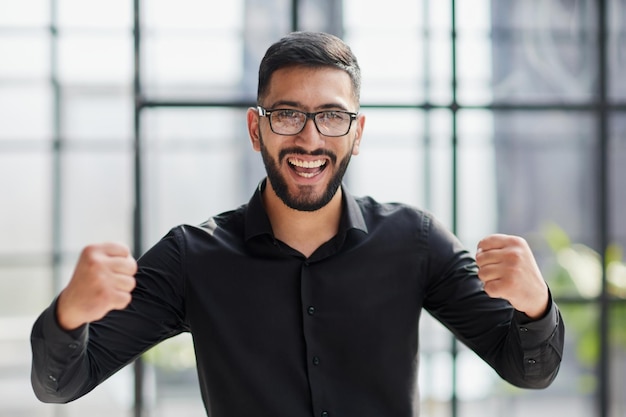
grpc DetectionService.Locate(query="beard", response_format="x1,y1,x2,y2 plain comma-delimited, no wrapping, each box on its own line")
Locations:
258,130,354,212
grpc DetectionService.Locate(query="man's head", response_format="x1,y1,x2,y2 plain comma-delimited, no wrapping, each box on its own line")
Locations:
257,31,361,106
248,32,365,212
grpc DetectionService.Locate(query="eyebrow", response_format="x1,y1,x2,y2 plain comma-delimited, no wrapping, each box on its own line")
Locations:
268,100,350,111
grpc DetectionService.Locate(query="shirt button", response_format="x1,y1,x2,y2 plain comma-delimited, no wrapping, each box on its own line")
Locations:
68,343,78,349
519,327,528,332
321,412,329,417
307,306,315,315
527,358,536,364
312,356,320,366
48,375,57,382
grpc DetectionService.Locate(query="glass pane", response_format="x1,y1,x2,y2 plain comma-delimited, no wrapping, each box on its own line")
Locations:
142,107,250,245
0,34,50,79
483,111,596,245
459,110,600,298
457,34,493,105
611,302,626,417
344,0,421,29
419,313,455,415
142,34,244,99
456,1,492,105
145,334,206,416
62,92,133,141
347,108,426,206
0,85,52,140
490,0,597,103
0,266,52,316
457,0,491,32
142,0,246,100
60,151,133,252
347,33,424,104
349,108,454,226
143,107,246,144
610,112,626,248
344,1,424,104
58,33,132,84
608,115,626,417
0,152,52,253
457,110,497,245
144,0,243,30
58,0,131,29
143,148,242,246
608,0,626,101
0,0,49,26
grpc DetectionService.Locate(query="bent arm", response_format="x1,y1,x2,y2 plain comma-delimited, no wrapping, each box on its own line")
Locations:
423,218,564,389
31,230,186,403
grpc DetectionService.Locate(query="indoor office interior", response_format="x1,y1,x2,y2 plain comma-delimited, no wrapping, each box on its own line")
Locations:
1,0,625,416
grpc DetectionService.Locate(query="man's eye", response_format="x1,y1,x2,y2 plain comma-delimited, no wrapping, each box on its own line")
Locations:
277,110,298,118
320,111,344,121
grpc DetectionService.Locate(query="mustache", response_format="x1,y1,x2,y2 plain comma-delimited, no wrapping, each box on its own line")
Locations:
278,147,337,164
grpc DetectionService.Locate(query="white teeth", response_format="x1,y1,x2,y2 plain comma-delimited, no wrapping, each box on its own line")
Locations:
288,158,326,168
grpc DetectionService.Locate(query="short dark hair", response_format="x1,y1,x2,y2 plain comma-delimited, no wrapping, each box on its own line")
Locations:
257,31,361,105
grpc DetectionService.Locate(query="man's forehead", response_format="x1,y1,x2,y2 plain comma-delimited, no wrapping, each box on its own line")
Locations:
263,66,356,109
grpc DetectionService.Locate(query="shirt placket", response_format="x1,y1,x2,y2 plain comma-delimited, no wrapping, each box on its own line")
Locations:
300,258,332,417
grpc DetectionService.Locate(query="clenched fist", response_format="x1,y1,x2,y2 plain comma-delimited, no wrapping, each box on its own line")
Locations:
476,234,549,320
56,243,138,331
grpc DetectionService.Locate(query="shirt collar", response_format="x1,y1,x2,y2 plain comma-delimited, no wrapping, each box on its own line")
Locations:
244,178,368,242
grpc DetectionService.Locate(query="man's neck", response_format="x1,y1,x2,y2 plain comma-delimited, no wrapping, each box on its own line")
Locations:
262,182,343,258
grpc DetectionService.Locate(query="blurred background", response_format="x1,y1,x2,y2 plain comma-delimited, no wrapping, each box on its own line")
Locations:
1,0,625,416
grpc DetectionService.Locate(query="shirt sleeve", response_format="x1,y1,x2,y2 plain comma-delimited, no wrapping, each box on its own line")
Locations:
30,228,187,403
422,215,564,389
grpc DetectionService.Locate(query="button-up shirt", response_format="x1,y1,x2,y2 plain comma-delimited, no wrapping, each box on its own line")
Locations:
31,181,564,417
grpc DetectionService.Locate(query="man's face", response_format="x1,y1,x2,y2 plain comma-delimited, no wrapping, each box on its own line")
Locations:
248,66,364,212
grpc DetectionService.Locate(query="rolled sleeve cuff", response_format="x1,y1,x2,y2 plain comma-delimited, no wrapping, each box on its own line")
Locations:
513,297,558,346
39,297,88,351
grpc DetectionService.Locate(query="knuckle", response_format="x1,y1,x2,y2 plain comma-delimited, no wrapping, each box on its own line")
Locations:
81,244,101,259
127,259,138,274
117,292,133,309
504,247,523,263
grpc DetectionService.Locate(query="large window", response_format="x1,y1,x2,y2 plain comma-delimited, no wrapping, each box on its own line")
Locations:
1,1,624,416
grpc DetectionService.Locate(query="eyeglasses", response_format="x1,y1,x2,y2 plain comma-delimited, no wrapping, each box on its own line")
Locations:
257,106,358,137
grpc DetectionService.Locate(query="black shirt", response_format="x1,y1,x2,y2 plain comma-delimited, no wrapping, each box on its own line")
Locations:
31,181,564,417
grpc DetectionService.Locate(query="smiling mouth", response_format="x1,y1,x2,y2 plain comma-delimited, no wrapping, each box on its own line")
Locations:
288,157,327,178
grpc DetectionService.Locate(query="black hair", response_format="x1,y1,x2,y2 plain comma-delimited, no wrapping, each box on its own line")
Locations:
257,31,361,104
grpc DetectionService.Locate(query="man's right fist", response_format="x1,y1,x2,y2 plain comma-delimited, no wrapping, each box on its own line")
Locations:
56,242,138,331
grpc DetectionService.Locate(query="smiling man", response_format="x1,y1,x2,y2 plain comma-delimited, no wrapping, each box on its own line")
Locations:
31,32,564,417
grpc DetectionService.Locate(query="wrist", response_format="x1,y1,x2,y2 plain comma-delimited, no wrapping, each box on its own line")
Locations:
55,290,86,331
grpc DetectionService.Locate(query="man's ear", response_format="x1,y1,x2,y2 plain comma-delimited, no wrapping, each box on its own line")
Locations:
351,113,366,156
247,107,261,152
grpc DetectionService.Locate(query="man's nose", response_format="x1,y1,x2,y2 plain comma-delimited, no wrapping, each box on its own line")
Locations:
296,116,324,144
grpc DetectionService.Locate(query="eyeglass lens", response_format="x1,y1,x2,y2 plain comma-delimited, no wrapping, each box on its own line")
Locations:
270,110,352,136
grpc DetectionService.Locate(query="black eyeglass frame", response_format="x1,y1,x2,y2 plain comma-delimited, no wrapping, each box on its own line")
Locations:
257,106,358,137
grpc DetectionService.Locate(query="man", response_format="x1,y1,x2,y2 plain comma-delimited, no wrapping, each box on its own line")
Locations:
31,31,564,417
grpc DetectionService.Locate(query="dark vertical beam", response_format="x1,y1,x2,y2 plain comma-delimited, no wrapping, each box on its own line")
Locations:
422,0,432,210
50,0,61,295
450,0,459,416
291,0,299,31
596,0,610,416
132,0,145,416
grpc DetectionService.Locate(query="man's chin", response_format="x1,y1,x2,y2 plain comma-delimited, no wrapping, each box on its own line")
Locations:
281,195,328,212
